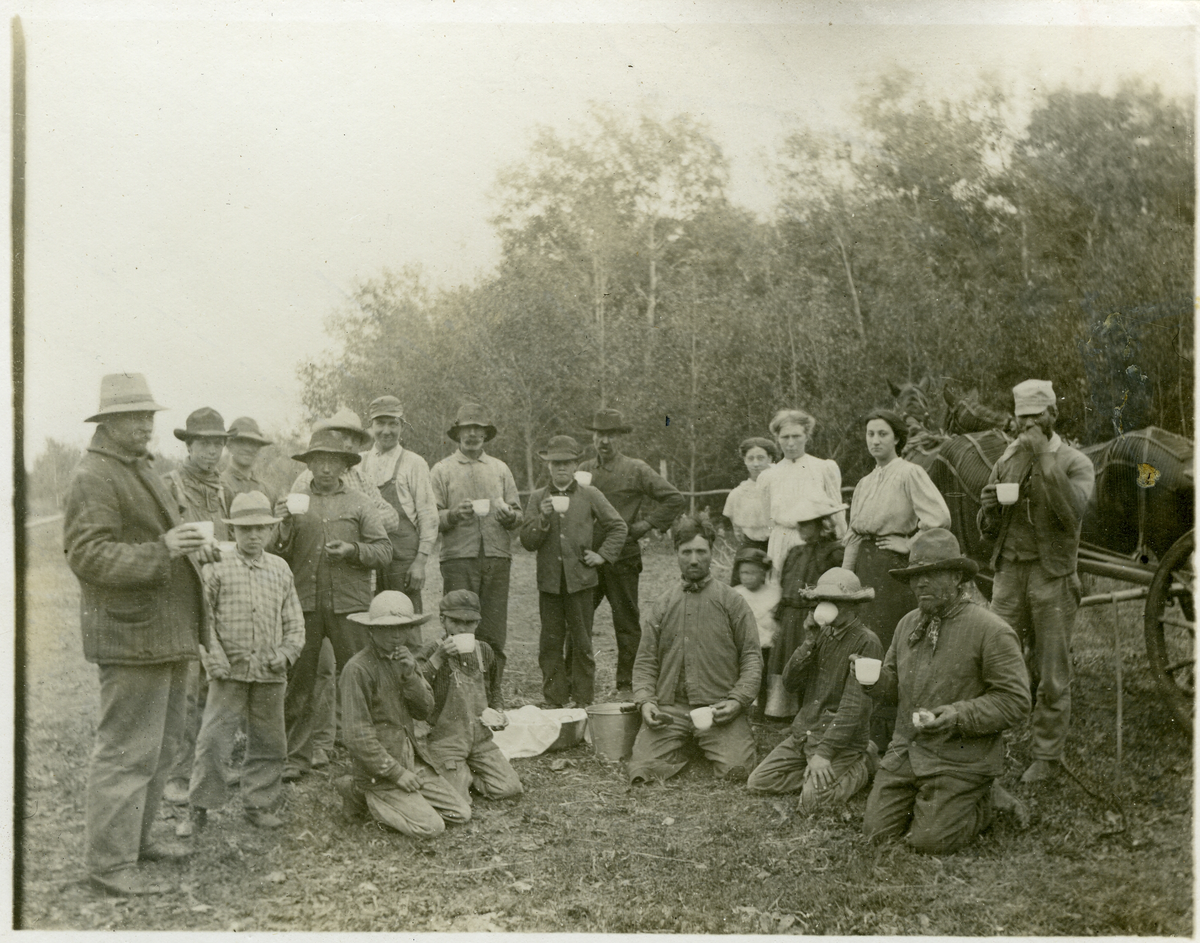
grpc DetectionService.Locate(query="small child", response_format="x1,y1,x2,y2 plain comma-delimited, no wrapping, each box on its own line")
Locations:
519,435,627,709
731,547,781,723
178,491,305,836
417,590,523,803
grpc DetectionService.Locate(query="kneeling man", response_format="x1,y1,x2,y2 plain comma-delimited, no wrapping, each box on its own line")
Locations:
862,529,1030,854
747,567,882,809
628,517,762,784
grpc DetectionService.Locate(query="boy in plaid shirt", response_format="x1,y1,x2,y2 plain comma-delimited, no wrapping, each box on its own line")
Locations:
178,492,305,836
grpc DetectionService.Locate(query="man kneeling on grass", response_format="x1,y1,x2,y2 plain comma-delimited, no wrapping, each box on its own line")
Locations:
178,492,305,837
417,590,523,804
337,592,471,836
860,529,1030,854
746,567,882,809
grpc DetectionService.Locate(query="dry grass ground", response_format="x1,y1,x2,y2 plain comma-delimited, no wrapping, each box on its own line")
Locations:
19,521,1193,933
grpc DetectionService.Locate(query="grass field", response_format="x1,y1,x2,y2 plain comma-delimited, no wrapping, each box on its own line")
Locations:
19,520,1193,933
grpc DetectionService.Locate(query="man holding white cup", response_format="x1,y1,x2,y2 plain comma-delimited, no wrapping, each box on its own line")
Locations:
430,404,524,705
747,567,882,808
978,379,1094,785
628,517,761,784
860,528,1031,855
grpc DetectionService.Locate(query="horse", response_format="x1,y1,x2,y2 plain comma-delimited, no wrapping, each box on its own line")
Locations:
887,375,947,434
942,387,1019,437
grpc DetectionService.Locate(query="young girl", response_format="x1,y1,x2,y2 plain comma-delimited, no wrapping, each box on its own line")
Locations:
730,547,781,722
764,498,847,720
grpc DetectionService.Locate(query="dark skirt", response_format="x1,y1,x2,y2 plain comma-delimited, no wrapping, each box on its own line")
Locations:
852,540,916,653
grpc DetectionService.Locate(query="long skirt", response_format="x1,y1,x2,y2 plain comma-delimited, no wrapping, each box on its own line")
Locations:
852,540,915,747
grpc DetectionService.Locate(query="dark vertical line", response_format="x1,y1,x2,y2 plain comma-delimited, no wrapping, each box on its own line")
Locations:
11,14,26,931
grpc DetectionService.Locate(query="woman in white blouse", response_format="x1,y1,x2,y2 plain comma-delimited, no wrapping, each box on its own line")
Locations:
722,436,778,556
842,408,950,746
756,408,847,578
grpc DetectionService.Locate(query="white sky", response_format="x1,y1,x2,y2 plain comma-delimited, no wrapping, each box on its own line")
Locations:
16,1,1196,460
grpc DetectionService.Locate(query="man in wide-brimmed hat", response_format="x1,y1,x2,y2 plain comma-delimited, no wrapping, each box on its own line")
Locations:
161,407,235,804
519,435,627,708
747,567,882,809
577,407,685,701
273,426,393,780
337,592,471,836
978,379,1094,785
360,395,439,612
64,373,210,895
430,403,523,705
860,528,1031,855
220,416,278,509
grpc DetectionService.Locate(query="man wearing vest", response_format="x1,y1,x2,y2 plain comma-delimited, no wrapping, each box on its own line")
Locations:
360,395,439,612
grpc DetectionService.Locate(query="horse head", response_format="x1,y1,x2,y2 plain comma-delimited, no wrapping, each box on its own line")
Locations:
943,386,1016,436
888,375,944,433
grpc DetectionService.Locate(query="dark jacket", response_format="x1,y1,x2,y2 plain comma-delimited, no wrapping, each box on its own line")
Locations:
577,453,685,565
63,426,206,665
519,482,628,594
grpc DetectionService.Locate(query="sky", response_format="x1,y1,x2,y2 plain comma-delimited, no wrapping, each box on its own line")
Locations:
15,0,1196,461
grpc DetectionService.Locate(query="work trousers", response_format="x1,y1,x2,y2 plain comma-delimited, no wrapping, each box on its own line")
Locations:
425,738,524,802
307,638,338,757
627,703,756,784
990,560,1079,760
166,659,206,788
747,735,873,809
377,555,423,613
85,660,189,877
440,556,510,703
592,561,641,690
863,754,995,855
285,607,367,769
189,678,286,813
538,587,597,707
344,763,471,837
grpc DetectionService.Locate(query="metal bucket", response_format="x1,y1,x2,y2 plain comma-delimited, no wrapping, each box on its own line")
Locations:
585,702,641,761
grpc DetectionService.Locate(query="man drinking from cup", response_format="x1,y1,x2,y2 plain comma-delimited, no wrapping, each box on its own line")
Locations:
628,517,762,784
519,436,627,709
978,379,1094,784
416,590,523,804
860,528,1031,854
747,568,882,809
273,426,393,780
64,374,210,895
430,404,523,705
578,408,686,702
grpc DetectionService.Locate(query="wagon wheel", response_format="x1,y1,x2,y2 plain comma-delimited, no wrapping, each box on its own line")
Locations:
1143,529,1195,735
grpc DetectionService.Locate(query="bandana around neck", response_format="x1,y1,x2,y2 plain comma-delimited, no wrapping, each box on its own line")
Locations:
908,590,970,651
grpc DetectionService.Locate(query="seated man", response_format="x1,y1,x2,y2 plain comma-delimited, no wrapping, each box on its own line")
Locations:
747,567,882,809
628,517,762,784
861,528,1030,854
337,592,470,837
417,590,523,803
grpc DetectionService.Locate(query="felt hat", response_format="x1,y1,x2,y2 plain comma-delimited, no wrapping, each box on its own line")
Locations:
291,427,363,466
1012,379,1056,417
792,496,850,523
221,490,281,526
347,591,432,626
800,566,875,602
446,403,497,442
85,373,167,422
313,408,373,451
889,528,980,581
537,435,582,462
439,589,482,622
583,408,633,435
367,395,405,421
174,407,233,443
227,416,271,446
733,546,772,571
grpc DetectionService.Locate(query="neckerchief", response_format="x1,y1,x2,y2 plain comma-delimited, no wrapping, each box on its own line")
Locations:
908,590,970,651
682,575,712,593
179,459,226,516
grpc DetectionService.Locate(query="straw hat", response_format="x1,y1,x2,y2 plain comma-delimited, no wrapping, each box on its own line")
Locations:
347,591,432,626
221,491,282,526
800,566,876,602
85,373,166,422
888,528,980,581
174,407,233,443
291,427,363,466
792,496,850,523
313,408,373,451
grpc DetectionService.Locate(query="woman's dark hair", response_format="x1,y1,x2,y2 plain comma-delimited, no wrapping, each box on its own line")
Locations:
864,408,908,455
738,436,780,461
672,515,716,549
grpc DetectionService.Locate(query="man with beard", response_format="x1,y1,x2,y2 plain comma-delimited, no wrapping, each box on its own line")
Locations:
627,517,762,784
860,528,1030,854
978,379,1094,784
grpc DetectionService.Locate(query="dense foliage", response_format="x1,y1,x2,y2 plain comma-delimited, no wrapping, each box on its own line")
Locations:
300,73,1193,498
